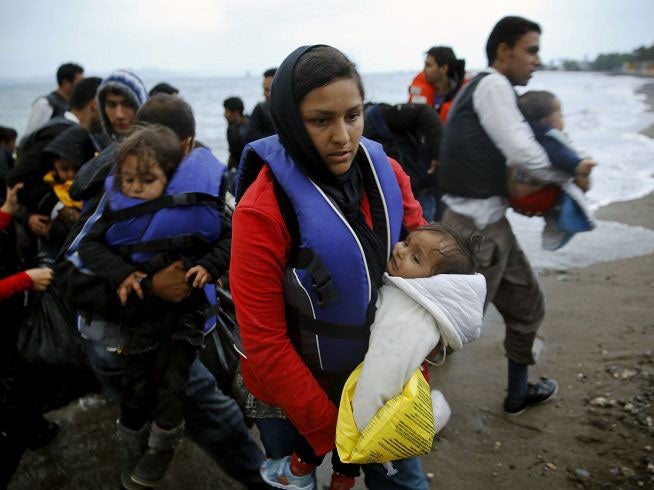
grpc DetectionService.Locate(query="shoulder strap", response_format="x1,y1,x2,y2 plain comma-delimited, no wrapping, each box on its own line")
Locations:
103,192,220,223
271,176,299,257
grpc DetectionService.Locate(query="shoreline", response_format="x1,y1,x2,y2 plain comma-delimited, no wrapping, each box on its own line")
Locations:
594,80,654,229
636,81,654,138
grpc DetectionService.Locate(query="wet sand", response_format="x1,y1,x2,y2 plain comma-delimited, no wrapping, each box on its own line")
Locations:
9,82,654,489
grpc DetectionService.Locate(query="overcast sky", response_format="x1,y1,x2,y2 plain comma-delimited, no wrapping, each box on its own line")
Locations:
3,0,653,80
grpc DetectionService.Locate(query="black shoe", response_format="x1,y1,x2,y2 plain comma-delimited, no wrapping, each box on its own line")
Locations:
130,448,175,487
130,422,184,487
503,377,558,416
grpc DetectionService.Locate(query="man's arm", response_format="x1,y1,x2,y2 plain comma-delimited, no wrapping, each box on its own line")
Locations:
24,97,54,136
473,73,551,171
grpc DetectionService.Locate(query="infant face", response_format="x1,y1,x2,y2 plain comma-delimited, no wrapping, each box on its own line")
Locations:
543,98,564,131
387,230,445,279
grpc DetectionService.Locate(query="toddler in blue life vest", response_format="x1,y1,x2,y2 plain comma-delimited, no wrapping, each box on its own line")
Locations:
260,224,486,490
78,125,226,488
508,90,597,250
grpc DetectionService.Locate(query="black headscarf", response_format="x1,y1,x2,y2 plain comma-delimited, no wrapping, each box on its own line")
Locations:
270,45,387,288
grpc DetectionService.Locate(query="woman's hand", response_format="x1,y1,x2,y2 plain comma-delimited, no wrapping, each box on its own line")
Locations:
0,183,24,215
116,271,147,305
185,265,213,288
25,267,53,291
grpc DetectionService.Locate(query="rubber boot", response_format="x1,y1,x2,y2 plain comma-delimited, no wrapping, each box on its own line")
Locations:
130,422,184,487
117,420,150,490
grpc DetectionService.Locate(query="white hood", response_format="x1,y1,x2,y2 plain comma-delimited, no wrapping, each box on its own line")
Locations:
383,272,487,351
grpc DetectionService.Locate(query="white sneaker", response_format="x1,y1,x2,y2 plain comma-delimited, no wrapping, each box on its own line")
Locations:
431,390,451,433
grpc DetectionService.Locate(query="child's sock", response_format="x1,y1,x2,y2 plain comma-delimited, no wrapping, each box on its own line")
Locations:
507,358,528,401
290,452,317,476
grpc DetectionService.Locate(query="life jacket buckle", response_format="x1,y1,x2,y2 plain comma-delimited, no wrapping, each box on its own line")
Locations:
172,193,192,206
312,275,337,307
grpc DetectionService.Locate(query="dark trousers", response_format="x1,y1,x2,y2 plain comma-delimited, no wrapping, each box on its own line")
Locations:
442,209,545,364
121,340,198,430
87,342,267,487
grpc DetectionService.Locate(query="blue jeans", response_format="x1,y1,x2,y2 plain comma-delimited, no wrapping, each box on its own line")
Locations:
417,189,437,223
256,418,428,490
86,341,267,488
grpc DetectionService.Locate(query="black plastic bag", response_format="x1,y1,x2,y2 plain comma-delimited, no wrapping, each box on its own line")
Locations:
199,287,244,396
17,286,86,367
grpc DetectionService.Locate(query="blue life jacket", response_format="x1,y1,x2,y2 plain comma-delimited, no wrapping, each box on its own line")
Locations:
237,136,403,373
104,147,225,266
104,147,227,332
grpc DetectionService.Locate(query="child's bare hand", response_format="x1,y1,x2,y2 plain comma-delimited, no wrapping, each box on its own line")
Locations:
185,265,212,288
116,271,147,305
576,159,596,176
574,175,590,192
427,159,439,175
1,183,24,215
26,267,53,291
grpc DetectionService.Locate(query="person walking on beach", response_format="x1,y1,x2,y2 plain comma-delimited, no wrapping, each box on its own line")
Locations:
0,182,56,488
408,47,466,123
362,102,442,221
223,96,250,170
24,63,84,136
438,16,558,415
7,77,103,259
231,44,428,489
59,91,268,489
244,68,276,143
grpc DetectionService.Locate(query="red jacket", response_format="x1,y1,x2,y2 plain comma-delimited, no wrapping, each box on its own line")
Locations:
230,158,425,455
408,71,456,123
0,210,32,300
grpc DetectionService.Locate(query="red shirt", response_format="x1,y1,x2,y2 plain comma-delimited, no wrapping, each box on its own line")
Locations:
0,210,33,300
230,158,425,454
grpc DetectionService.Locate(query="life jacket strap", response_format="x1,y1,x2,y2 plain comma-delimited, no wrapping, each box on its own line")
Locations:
292,248,338,307
105,192,220,223
115,234,210,256
296,312,369,339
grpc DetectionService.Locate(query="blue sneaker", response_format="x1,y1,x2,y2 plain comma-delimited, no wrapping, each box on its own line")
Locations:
260,456,316,490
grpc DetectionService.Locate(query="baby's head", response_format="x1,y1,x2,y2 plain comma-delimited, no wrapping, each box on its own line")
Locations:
518,90,563,131
115,125,183,201
387,223,480,279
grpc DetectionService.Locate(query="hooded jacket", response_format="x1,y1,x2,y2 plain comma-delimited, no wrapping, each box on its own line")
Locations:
96,69,147,139
351,272,487,430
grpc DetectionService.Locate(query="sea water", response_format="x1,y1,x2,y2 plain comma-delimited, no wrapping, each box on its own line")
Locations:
1,71,653,270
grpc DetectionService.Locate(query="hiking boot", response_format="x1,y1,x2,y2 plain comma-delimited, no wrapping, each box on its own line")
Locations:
503,377,559,416
260,456,316,490
130,422,184,487
117,421,149,490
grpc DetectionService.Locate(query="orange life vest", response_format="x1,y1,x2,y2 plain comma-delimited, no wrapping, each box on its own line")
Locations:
407,72,462,123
